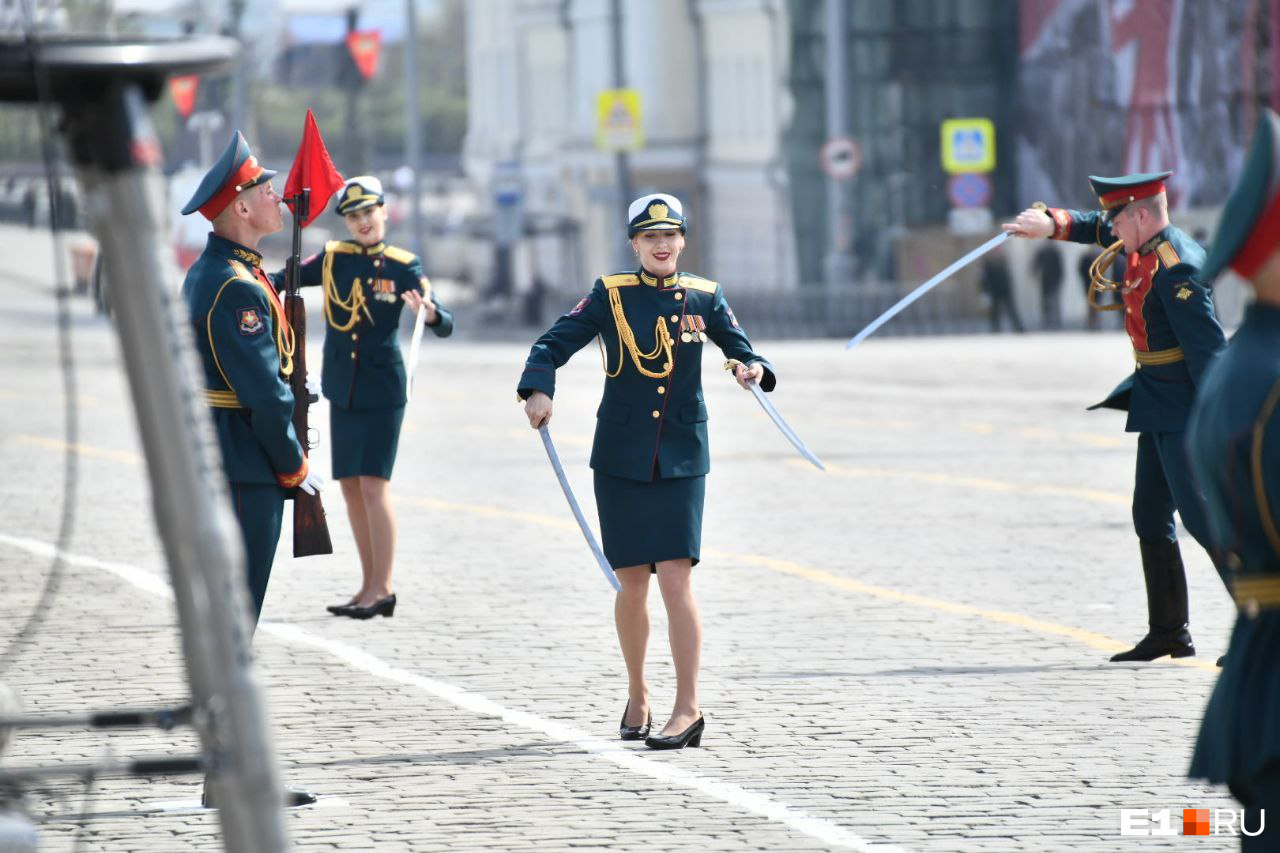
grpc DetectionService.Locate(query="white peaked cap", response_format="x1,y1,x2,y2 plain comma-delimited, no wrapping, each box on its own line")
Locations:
628,193,683,222
343,175,383,196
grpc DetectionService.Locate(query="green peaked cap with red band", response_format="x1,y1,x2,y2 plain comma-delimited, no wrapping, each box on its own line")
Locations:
1202,110,1280,282
1087,170,1173,221
181,131,276,221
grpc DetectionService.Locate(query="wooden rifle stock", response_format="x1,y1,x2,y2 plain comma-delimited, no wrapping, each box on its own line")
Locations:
285,247,333,557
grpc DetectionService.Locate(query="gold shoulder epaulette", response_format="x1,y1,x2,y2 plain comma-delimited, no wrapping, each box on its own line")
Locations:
602,273,639,289
678,273,717,294
226,259,255,282
383,246,417,265
1156,241,1181,268
326,240,359,255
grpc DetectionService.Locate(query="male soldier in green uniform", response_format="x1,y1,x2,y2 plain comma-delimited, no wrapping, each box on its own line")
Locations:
1188,109,1280,842
180,132,324,807
1004,173,1228,662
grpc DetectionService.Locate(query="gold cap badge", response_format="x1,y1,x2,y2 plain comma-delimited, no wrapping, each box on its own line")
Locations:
648,202,669,221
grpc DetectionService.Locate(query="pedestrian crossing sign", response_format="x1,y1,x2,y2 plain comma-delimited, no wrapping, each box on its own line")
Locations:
941,118,996,174
596,89,644,152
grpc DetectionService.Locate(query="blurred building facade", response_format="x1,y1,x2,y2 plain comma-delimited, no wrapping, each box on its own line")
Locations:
467,0,1278,311
465,0,796,297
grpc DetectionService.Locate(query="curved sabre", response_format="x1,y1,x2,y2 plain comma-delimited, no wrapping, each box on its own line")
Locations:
725,362,825,471
844,231,1010,351
404,303,426,401
745,380,825,471
538,425,621,591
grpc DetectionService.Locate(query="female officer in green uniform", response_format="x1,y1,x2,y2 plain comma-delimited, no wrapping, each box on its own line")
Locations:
277,176,453,619
517,193,774,750
1188,110,1280,842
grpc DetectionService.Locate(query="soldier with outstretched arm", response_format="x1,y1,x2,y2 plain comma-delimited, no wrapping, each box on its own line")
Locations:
1002,172,1228,663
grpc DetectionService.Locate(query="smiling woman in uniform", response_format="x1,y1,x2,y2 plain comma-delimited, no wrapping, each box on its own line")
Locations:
276,176,453,620
517,193,775,749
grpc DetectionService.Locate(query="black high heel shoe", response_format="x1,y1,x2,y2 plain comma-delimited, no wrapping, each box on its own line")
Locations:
644,716,704,750
346,594,396,620
618,701,652,741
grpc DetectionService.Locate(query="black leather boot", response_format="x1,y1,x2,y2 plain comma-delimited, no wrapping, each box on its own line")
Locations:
1110,540,1196,662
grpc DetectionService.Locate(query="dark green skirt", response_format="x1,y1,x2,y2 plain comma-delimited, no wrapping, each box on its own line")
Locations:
329,404,405,480
593,470,704,571
1190,612,1280,786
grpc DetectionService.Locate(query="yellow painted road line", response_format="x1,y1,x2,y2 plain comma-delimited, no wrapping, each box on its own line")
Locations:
0,392,99,406
13,435,1212,669
397,495,1215,671
15,434,142,464
959,421,1129,449
811,460,1130,506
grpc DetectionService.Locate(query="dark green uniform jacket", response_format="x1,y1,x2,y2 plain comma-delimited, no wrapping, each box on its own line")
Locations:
517,270,774,483
274,240,454,410
182,233,306,485
1048,210,1226,431
1188,303,1280,787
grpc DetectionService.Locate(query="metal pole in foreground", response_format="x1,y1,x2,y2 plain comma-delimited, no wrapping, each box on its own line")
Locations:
823,0,854,287
5,37,288,851
404,0,424,257
609,0,632,266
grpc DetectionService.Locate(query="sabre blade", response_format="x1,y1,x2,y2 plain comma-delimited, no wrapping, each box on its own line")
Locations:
745,379,826,471
844,231,1010,351
404,304,427,401
538,425,621,591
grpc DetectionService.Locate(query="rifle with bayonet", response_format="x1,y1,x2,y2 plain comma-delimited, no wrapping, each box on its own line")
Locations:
283,186,333,558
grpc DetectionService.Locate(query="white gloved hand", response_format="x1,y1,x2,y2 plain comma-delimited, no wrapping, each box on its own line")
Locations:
298,469,326,496
305,372,321,397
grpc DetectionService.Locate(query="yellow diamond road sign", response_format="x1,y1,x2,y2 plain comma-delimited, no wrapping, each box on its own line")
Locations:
596,89,644,152
941,118,996,174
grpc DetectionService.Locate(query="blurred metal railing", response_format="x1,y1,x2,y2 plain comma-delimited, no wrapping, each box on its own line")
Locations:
456,279,992,341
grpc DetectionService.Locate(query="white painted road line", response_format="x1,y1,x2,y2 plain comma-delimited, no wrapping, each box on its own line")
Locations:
0,533,910,853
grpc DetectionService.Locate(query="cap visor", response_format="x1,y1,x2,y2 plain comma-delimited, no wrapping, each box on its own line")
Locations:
337,199,382,215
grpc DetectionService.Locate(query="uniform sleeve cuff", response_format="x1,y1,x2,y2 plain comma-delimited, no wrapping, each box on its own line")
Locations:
753,361,777,392
276,458,308,489
1047,208,1072,241
517,367,555,401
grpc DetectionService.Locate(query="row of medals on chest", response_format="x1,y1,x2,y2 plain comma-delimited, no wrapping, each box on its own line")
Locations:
671,306,708,344
361,257,399,303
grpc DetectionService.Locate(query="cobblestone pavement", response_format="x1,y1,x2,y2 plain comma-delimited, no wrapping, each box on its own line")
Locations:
0,225,1246,850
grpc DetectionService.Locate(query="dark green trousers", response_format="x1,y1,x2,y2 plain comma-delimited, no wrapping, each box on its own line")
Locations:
228,481,285,621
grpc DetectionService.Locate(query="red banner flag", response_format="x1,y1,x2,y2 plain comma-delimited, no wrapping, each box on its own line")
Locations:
169,75,199,118
283,110,345,228
346,30,382,81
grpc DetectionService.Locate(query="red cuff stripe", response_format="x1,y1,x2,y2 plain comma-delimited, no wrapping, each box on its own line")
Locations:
276,457,308,489
1048,208,1072,241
